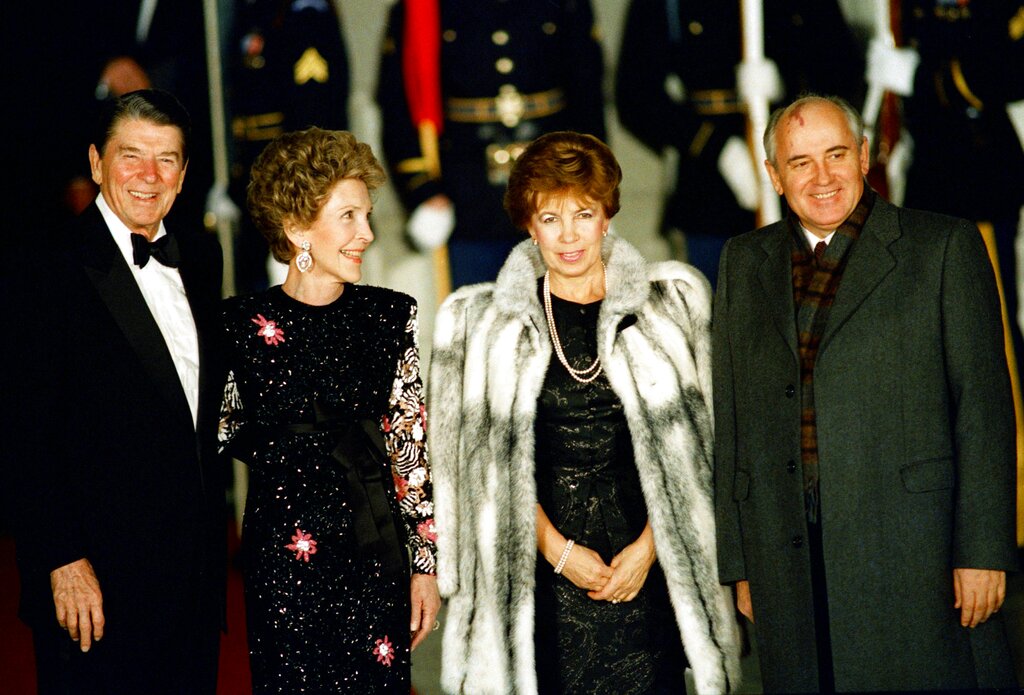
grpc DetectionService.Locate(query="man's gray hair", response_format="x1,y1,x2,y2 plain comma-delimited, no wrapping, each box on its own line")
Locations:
763,93,864,166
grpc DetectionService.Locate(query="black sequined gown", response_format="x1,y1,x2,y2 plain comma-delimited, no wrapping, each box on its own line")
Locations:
220,285,437,694
534,288,686,694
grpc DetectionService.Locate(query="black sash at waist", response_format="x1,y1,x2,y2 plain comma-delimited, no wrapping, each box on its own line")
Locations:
232,401,408,579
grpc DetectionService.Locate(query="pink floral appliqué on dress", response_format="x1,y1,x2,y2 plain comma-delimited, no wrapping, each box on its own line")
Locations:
252,314,285,346
285,528,317,562
417,519,437,543
373,635,395,667
393,472,409,501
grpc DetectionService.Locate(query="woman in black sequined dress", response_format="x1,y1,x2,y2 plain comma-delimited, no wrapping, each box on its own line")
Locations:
219,128,439,693
430,132,741,694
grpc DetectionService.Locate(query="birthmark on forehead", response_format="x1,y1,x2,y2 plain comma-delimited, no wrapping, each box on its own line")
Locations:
790,106,806,127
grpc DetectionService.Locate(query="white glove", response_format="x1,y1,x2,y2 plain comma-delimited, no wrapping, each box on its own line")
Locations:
205,182,241,228
718,136,759,211
866,39,920,97
885,131,913,208
737,58,783,105
407,197,456,251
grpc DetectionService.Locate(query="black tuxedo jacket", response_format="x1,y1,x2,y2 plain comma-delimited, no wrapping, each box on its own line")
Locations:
4,203,226,639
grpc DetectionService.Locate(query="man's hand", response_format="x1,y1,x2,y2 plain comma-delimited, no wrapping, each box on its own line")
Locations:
51,558,104,652
409,573,441,650
735,579,754,623
588,524,656,603
953,568,1005,628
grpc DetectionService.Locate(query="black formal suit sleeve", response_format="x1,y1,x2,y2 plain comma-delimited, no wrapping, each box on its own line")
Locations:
5,231,92,580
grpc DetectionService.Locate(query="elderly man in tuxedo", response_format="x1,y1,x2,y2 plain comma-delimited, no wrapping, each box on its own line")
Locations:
712,94,1017,692
3,89,225,694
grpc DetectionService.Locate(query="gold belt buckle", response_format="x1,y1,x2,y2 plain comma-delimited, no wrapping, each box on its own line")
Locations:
485,141,528,185
495,85,527,128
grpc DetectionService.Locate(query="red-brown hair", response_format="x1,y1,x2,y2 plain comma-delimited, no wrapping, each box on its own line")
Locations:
504,131,621,231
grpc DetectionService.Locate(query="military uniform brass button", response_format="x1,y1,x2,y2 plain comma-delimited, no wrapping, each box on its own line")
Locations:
791,535,803,548
496,57,514,74
443,29,457,42
542,22,557,35
492,30,509,46
688,21,703,35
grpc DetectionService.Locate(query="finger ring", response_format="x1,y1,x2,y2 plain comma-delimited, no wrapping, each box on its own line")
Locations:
433,620,440,631
611,599,620,604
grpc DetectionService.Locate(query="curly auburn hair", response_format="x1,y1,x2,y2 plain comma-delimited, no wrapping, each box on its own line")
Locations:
247,128,386,262
503,131,621,231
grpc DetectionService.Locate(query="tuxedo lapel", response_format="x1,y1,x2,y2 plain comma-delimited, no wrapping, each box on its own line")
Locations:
75,205,194,429
820,199,900,352
176,232,221,441
758,223,798,358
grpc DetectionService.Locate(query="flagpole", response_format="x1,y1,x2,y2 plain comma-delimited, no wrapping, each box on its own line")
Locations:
202,0,236,300
741,0,781,225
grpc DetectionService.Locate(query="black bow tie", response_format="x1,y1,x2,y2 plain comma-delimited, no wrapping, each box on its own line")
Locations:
131,232,180,268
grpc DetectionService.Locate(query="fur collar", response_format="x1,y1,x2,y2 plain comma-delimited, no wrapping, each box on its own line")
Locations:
491,234,654,334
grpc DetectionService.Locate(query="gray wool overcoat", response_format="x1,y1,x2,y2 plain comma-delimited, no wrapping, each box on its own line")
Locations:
713,195,1019,692
430,236,742,694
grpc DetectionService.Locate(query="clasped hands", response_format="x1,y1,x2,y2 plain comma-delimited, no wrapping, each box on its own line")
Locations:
559,525,657,604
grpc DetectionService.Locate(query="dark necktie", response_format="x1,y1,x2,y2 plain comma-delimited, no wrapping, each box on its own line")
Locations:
814,240,827,265
131,232,180,268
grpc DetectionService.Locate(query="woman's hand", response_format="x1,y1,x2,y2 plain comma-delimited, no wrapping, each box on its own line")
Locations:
409,573,440,650
536,503,612,591
588,523,656,603
558,543,613,591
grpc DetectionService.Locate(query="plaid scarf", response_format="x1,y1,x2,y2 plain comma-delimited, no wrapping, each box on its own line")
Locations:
791,188,875,522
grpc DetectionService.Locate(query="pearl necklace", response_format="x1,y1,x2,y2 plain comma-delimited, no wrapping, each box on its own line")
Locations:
543,263,606,384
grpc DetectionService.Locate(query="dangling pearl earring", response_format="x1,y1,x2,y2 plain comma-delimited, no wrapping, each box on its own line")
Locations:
532,237,538,246
295,239,313,273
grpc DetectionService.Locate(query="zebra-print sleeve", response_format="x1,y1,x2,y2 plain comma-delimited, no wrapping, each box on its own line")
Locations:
384,303,437,574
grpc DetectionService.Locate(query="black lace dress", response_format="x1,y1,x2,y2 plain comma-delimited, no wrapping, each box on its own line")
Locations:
219,284,437,694
534,288,686,694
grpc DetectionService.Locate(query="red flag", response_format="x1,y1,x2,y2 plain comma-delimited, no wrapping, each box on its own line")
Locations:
402,0,443,134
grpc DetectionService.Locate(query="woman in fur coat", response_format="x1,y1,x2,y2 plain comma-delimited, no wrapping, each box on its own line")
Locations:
429,132,741,694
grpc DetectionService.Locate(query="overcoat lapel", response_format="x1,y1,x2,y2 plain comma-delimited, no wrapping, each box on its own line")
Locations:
76,205,194,430
758,224,798,357
820,199,900,353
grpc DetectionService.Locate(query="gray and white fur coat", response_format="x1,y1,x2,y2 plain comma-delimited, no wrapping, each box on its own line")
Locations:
428,236,741,694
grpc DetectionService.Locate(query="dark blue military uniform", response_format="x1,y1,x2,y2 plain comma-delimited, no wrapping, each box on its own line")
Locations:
900,0,1024,371
377,0,607,289
615,0,864,288
227,0,350,293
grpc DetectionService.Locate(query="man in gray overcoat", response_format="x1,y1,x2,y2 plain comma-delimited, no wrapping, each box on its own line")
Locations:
712,94,1018,692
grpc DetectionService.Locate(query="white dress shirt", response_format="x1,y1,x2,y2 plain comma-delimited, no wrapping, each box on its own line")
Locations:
97,193,200,427
802,227,836,250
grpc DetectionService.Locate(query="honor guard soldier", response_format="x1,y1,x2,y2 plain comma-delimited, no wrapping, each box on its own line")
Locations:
615,0,863,288
228,0,351,293
377,0,607,291
897,0,1024,365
